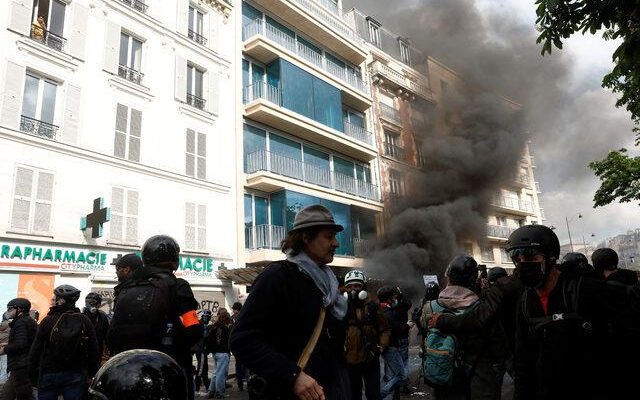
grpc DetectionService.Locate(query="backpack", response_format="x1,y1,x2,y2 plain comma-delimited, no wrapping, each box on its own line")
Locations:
422,299,480,388
47,312,89,366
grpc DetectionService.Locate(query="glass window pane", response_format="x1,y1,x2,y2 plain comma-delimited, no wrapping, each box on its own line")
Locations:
254,196,268,225
242,2,262,27
242,59,250,90
131,38,142,70
313,77,343,131
119,33,129,66
356,164,371,183
187,67,193,95
195,69,203,98
348,110,364,128
49,0,65,36
252,63,264,86
244,194,253,228
269,133,301,160
279,60,313,120
196,11,203,35
40,80,57,124
188,6,194,31
333,156,354,177
22,75,39,119
303,147,330,169
243,124,266,154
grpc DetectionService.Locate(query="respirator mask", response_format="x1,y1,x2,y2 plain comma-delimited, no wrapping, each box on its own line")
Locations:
343,289,368,302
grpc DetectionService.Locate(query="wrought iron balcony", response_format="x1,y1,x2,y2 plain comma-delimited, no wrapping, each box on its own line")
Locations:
486,224,516,239
118,0,148,13
30,24,66,52
383,142,406,161
187,93,206,110
118,65,144,85
289,0,364,46
343,121,373,145
20,116,58,140
188,29,207,46
379,103,402,126
514,173,530,186
245,224,286,250
353,237,375,257
371,60,433,101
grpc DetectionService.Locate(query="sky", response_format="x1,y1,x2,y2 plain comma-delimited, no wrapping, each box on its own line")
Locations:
344,0,640,248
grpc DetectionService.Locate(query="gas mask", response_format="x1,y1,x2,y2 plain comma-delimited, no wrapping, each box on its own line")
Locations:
84,303,98,314
517,261,546,288
343,289,368,302
3,308,17,320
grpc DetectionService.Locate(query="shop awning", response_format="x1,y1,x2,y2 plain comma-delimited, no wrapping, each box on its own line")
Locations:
216,266,266,285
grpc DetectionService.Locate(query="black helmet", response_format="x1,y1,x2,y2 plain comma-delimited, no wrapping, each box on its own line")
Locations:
54,285,81,303
560,252,594,274
141,235,180,269
423,281,440,301
376,286,396,303
85,292,102,305
487,267,508,283
446,255,479,289
7,298,31,312
88,349,188,400
591,248,618,272
505,225,560,261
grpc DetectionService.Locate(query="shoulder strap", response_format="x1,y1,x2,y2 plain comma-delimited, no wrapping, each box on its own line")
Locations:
297,308,325,371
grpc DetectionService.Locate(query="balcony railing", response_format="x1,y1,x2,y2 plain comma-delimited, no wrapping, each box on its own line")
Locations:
289,0,364,46
243,19,369,95
380,103,402,125
119,0,148,13
20,116,58,140
353,238,375,257
383,142,406,161
343,121,373,145
535,181,541,193
187,93,206,110
492,196,535,213
514,173,530,186
487,224,516,239
118,65,144,85
30,25,66,52
188,29,207,46
245,149,380,201
371,60,432,100
245,224,286,250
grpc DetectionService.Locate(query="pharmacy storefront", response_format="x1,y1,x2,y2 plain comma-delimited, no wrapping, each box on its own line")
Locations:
0,239,233,317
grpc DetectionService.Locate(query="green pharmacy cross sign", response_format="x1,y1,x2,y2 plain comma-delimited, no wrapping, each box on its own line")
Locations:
80,198,111,238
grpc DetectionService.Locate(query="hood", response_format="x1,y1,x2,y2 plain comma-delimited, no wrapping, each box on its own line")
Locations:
438,285,479,309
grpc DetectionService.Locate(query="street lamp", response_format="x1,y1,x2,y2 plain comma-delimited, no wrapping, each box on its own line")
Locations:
565,213,582,252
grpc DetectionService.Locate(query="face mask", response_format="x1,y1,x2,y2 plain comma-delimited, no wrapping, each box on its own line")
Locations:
517,261,546,288
4,309,16,320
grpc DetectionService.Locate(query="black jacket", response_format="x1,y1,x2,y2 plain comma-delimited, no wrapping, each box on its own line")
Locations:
230,260,348,399
4,313,37,372
83,309,109,357
206,321,230,354
382,299,411,347
28,305,99,381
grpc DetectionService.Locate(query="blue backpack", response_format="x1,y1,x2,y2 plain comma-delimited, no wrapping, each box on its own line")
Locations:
422,299,479,388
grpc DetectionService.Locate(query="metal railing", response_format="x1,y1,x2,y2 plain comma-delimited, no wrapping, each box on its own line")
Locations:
119,0,148,13
245,224,286,250
316,0,339,14
243,82,282,105
514,173,529,186
371,60,432,100
380,103,402,125
289,0,364,46
245,149,379,201
383,142,406,161
188,29,207,46
491,196,535,213
243,19,369,95
20,116,58,140
187,93,206,110
118,65,144,85
343,121,373,144
486,224,516,239
30,25,66,52
353,238,375,257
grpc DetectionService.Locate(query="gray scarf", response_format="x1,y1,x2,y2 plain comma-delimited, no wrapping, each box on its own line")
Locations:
287,251,347,320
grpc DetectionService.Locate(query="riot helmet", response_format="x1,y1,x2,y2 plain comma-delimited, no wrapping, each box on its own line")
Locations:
445,255,479,289
505,225,560,262
560,252,594,275
88,349,188,400
487,267,508,284
591,248,619,273
54,285,81,304
141,235,180,270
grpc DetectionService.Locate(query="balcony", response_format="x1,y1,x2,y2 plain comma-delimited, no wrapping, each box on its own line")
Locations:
511,172,530,188
247,0,366,64
20,116,58,140
187,93,206,110
379,103,402,126
383,142,406,161
30,25,66,53
118,65,144,85
118,0,148,14
486,224,516,240
245,224,286,250
535,181,542,193
188,29,207,46
491,196,536,215
245,149,380,202
353,237,375,257
243,83,376,160
371,61,433,101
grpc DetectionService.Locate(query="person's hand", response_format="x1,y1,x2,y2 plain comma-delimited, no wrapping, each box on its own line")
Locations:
407,321,415,329
293,371,325,400
428,313,441,329
0,345,5,355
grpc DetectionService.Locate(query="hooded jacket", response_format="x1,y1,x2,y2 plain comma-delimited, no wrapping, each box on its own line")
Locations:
4,313,37,372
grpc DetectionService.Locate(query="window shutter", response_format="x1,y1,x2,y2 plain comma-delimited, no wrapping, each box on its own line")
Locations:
69,4,89,59
114,104,128,158
11,167,34,230
175,55,187,102
125,189,138,244
63,85,82,144
1,61,25,130
197,132,206,179
33,171,54,233
186,129,195,176
103,21,121,74
176,0,189,36
197,204,206,250
128,109,142,162
207,71,220,115
8,0,32,36
111,187,124,241
185,202,196,249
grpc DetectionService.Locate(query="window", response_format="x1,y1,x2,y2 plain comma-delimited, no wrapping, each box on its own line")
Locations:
186,129,206,179
185,202,206,250
113,103,142,162
415,139,425,167
11,166,54,233
30,0,66,51
384,130,403,160
118,32,143,84
188,5,206,45
481,246,495,262
440,80,449,95
245,193,280,249
110,187,138,244
368,20,381,47
399,40,410,64
389,169,404,198
500,248,510,264
187,64,205,109
496,216,507,226
21,73,58,139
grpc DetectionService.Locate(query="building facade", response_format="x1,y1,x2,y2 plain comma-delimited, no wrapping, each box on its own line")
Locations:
0,0,237,315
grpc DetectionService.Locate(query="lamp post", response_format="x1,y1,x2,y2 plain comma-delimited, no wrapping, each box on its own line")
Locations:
564,213,582,252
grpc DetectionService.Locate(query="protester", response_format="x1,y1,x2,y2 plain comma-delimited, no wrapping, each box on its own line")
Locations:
343,270,390,400
1,299,37,400
377,286,410,400
230,302,247,391
82,293,109,360
207,309,232,399
592,247,638,284
230,204,349,400
194,309,213,393
111,253,142,302
486,267,507,286
0,312,10,387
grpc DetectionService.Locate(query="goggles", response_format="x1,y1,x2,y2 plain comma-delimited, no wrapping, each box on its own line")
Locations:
507,247,544,259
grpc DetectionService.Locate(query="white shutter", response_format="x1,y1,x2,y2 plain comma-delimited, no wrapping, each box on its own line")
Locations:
128,109,142,162
11,167,34,230
186,129,195,176
69,5,89,59
103,21,121,74
63,84,81,144
197,204,206,250
111,187,124,241
8,0,32,36
33,171,54,233
185,202,196,249
176,0,189,36
125,189,138,244
197,132,206,179
114,104,128,158
1,61,25,130
175,55,187,102
207,71,220,115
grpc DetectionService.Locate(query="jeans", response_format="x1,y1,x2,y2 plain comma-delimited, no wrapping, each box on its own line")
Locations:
381,347,406,399
37,371,84,400
208,353,230,395
398,338,409,386
348,357,381,400
2,367,33,400
0,355,7,384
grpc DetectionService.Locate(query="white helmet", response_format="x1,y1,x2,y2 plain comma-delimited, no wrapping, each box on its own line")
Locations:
344,270,366,286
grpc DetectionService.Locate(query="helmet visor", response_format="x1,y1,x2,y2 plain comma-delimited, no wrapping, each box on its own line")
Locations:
508,247,544,259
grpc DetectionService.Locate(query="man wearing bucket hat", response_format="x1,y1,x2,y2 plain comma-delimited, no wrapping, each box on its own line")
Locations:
230,205,350,400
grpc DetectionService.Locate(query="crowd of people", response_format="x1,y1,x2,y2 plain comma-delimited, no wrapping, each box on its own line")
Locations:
0,205,638,400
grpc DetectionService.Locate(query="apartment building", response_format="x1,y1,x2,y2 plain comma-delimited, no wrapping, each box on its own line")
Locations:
0,0,237,315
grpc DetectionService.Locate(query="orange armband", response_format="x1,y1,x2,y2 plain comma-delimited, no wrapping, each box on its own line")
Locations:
180,310,199,328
